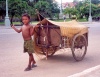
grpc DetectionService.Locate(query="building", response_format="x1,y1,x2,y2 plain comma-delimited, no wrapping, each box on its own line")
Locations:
62,2,76,9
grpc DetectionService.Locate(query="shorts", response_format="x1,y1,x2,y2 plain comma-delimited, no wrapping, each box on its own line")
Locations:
24,39,34,53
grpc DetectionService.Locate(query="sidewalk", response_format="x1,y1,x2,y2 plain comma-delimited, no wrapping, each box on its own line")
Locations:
0,25,21,29
0,25,11,29
68,65,100,77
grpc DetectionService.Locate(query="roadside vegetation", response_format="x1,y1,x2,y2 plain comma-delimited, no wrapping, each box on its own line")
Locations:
0,0,100,26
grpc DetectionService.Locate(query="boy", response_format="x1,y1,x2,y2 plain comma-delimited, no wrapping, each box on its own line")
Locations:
12,13,38,71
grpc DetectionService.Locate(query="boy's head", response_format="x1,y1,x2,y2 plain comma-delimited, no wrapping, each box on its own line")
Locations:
21,13,31,25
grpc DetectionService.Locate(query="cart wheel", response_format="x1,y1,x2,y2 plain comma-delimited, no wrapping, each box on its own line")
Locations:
71,34,87,61
42,47,56,57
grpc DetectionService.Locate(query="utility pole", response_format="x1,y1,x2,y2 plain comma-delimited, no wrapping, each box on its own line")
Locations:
59,0,63,19
88,0,92,22
5,0,10,27
61,0,62,14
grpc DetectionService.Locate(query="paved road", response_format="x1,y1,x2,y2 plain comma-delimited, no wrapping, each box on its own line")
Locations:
0,22,100,77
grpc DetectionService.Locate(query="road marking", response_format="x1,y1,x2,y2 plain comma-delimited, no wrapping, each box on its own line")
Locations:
68,65,100,77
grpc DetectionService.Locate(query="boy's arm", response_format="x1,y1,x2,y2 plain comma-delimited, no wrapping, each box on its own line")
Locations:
12,25,22,33
30,26,34,36
30,25,39,36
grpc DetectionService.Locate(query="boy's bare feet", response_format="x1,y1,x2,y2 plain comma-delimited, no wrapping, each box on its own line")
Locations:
24,65,31,71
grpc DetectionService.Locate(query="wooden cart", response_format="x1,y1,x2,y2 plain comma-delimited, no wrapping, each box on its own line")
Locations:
33,18,88,61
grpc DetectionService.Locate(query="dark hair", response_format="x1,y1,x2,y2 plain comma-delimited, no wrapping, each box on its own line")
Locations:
22,13,30,19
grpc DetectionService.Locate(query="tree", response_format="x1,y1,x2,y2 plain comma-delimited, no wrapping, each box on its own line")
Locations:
9,0,34,16
63,8,72,18
0,1,5,19
34,0,50,17
8,0,36,22
0,0,60,20
76,0,100,20
34,0,60,19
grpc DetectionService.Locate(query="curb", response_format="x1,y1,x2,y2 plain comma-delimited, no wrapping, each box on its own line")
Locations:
68,65,100,77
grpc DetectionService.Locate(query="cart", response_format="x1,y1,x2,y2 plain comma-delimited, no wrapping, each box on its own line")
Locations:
33,18,88,61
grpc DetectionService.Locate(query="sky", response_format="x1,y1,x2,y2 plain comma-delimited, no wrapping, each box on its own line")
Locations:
55,0,73,3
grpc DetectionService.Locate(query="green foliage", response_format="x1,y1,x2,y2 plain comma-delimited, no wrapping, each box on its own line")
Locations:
0,0,60,20
63,0,100,20
34,0,60,18
63,7,78,19
34,1,49,12
81,2,100,20
0,1,5,18
8,0,35,18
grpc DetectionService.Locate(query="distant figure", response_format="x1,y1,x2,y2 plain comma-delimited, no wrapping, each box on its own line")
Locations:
11,13,38,71
63,15,66,22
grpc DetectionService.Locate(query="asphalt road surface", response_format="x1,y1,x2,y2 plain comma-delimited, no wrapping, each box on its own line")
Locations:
0,22,100,77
